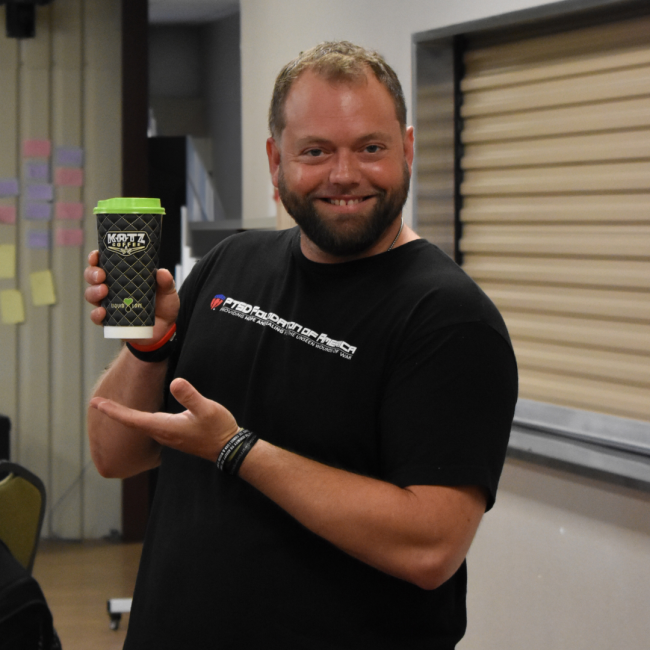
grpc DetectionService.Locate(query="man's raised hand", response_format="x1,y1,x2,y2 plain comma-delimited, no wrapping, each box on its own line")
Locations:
83,249,181,343
89,378,240,463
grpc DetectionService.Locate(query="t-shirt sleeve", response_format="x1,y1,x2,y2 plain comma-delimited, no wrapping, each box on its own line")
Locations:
379,321,518,511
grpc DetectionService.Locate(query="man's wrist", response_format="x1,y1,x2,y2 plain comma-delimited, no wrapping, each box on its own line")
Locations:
126,323,177,362
216,428,259,476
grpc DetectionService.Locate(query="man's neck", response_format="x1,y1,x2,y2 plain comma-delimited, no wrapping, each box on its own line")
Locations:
299,220,420,264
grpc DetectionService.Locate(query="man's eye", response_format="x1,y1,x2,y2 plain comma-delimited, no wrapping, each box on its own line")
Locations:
364,145,381,154
305,149,323,157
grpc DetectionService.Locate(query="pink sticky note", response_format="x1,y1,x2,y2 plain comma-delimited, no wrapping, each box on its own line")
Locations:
55,228,84,247
0,206,17,224
54,167,84,187
23,139,52,158
55,202,84,220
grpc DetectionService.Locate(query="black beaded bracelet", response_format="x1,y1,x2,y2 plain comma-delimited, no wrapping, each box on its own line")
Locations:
216,428,259,476
125,335,177,363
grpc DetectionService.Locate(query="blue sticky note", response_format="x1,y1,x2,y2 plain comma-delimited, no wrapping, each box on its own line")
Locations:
0,179,19,197
25,162,49,181
55,147,84,167
27,184,54,201
24,202,52,221
27,230,50,249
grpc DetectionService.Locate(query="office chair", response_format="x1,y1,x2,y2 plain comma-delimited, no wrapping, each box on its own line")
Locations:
0,461,46,575
0,460,60,649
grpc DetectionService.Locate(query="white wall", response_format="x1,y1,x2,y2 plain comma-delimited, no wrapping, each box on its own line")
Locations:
240,0,553,226
239,2,650,648
465,459,650,649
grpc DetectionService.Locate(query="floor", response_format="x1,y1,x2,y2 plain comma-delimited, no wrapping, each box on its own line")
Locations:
32,540,143,650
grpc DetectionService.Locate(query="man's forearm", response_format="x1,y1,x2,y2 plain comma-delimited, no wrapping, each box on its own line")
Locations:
88,346,167,478
239,440,485,590
87,379,486,588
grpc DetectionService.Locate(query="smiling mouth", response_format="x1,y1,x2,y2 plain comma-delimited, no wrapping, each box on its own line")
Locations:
321,197,371,207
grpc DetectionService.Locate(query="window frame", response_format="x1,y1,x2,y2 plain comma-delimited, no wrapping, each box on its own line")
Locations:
412,0,650,487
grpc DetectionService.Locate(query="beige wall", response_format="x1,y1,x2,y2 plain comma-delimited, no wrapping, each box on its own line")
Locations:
240,2,650,648
465,458,650,648
240,0,553,227
0,0,121,539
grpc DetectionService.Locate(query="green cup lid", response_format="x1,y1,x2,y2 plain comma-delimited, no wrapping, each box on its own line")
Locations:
94,197,165,214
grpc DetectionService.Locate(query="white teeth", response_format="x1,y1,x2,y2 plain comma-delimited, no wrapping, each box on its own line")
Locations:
330,199,362,206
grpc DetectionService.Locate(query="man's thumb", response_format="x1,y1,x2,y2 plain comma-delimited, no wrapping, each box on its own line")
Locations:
170,378,205,415
157,268,177,294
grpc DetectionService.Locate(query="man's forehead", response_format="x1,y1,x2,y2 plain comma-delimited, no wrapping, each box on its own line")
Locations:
288,68,371,94
282,69,398,129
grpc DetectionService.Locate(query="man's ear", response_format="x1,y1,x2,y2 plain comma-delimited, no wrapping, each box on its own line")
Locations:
267,137,281,187
404,126,415,175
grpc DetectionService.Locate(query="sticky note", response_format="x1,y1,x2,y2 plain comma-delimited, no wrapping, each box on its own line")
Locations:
0,245,16,279
27,230,50,249
24,202,52,221
0,289,25,324
0,206,16,224
55,147,84,167
55,202,84,220
27,183,54,201
30,270,56,306
0,179,19,197
54,168,83,187
25,162,49,180
55,229,83,247
23,139,51,158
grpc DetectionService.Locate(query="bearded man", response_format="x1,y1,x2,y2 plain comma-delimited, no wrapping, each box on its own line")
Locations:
85,41,517,649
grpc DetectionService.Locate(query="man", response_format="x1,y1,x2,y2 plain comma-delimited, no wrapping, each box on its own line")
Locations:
85,42,517,648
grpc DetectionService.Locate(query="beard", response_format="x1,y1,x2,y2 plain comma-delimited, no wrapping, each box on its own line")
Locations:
278,164,411,258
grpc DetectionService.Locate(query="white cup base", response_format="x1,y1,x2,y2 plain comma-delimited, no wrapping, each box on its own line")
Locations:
104,326,154,340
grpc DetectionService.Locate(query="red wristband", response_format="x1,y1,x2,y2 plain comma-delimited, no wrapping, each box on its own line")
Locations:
128,323,177,352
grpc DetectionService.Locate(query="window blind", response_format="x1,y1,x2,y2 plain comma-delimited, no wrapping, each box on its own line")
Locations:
458,15,650,423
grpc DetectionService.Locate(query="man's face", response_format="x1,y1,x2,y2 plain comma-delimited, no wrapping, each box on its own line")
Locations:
267,70,414,262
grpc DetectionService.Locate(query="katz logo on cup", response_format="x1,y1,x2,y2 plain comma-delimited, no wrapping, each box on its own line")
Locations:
104,231,150,256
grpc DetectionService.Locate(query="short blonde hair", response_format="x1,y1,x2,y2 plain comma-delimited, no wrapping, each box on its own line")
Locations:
269,41,407,139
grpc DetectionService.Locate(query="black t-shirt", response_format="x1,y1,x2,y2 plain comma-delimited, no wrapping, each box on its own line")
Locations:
124,228,518,650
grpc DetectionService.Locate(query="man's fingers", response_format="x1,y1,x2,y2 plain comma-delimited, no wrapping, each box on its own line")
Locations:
85,283,108,306
90,397,171,433
90,306,107,326
90,385,237,462
90,397,145,428
169,378,211,418
84,264,106,286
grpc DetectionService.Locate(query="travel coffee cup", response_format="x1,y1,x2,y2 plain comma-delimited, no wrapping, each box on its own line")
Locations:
95,197,165,339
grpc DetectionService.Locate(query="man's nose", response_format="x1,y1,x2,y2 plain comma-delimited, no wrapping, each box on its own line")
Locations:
329,150,361,186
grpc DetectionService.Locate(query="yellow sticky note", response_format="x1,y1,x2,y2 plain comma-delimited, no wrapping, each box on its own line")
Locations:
29,270,56,306
0,289,25,324
0,244,15,279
